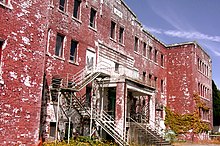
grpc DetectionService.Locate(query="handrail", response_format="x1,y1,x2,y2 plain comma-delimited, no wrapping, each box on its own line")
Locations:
128,117,161,141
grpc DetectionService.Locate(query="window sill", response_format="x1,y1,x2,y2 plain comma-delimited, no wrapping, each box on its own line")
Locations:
72,17,82,24
200,95,210,101
69,60,79,66
134,51,139,55
119,42,125,47
53,55,65,61
57,9,68,16
110,37,117,43
88,26,97,32
0,2,13,9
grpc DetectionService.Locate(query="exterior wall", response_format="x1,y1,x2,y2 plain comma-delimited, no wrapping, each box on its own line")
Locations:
0,0,213,144
0,0,48,145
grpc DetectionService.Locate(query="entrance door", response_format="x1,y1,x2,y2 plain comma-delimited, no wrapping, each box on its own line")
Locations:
107,87,116,119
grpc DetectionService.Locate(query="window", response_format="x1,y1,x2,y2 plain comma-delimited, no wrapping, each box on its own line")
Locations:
55,34,64,57
134,37,139,52
59,0,66,11
154,50,158,63
148,74,152,86
46,29,51,52
143,42,146,57
161,80,164,93
110,21,116,39
142,71,146,81
0,0,11,7
119,26,124,44
90,8,97,28
70,40,78,62
148,46,152,60
0,40,3,64
73,0,81,19
161,54,164,66
115,62,119,72
49,122,56,137
154,77,157,88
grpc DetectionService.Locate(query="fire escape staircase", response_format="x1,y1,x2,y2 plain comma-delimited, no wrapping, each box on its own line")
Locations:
62,92,129,146
58,65,170,146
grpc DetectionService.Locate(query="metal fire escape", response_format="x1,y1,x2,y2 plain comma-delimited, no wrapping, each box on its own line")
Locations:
51,63,171,146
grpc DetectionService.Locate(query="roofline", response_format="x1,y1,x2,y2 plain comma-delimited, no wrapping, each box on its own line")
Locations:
166,41,211,58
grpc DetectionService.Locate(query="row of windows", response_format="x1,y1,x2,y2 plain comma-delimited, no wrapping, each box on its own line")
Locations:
143,73,164,93
197,58,210,77
134,38,164,66
57,0,98,29
48,31,78,63
198,82,211,99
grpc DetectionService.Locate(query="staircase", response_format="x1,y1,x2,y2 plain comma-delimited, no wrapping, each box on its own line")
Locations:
128,117,171,146
63,92,129,146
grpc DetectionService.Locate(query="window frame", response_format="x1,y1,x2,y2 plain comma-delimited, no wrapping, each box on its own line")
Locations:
143,42,147,57
73,0,81,19
59,0,66,11
161,54,164,67
119,26,124,44
154,49,158,63
110,21,116,40
55,33,65,58
89,7,97,28
69,40,78,63
134,37,139,52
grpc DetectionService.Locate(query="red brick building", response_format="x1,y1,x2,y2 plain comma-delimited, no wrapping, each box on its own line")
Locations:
0,0,212,145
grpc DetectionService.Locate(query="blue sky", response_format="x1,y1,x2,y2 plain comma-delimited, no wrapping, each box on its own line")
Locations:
124,0,220,89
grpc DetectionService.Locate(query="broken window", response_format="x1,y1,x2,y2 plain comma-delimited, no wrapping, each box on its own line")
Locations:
110,21,116,39
90,8,97,28
49,122,56,137
55,34,64,57
119,26,124,44
134,37,139,52
161,54,164,66
70,40,78,62
59,0,66,11
143,42,146,57
73,0,81,19
154,49,158,63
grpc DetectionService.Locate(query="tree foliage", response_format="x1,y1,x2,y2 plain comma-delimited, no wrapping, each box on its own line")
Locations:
213,80,220,126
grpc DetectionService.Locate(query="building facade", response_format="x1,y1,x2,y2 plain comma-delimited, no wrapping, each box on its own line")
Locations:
0,0,212,145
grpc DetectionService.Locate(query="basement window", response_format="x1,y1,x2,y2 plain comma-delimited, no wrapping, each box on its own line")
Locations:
89,8,97,28
55,34,64,58
49,122,56,137
59,0,66,11
70,40,78,63
119,26,124,44
110,21,116,40
73,0,81,19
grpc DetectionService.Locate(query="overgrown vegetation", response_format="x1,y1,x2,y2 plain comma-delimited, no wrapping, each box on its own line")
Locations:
213,80,220,126
165,94,210,134
43,136,118,146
